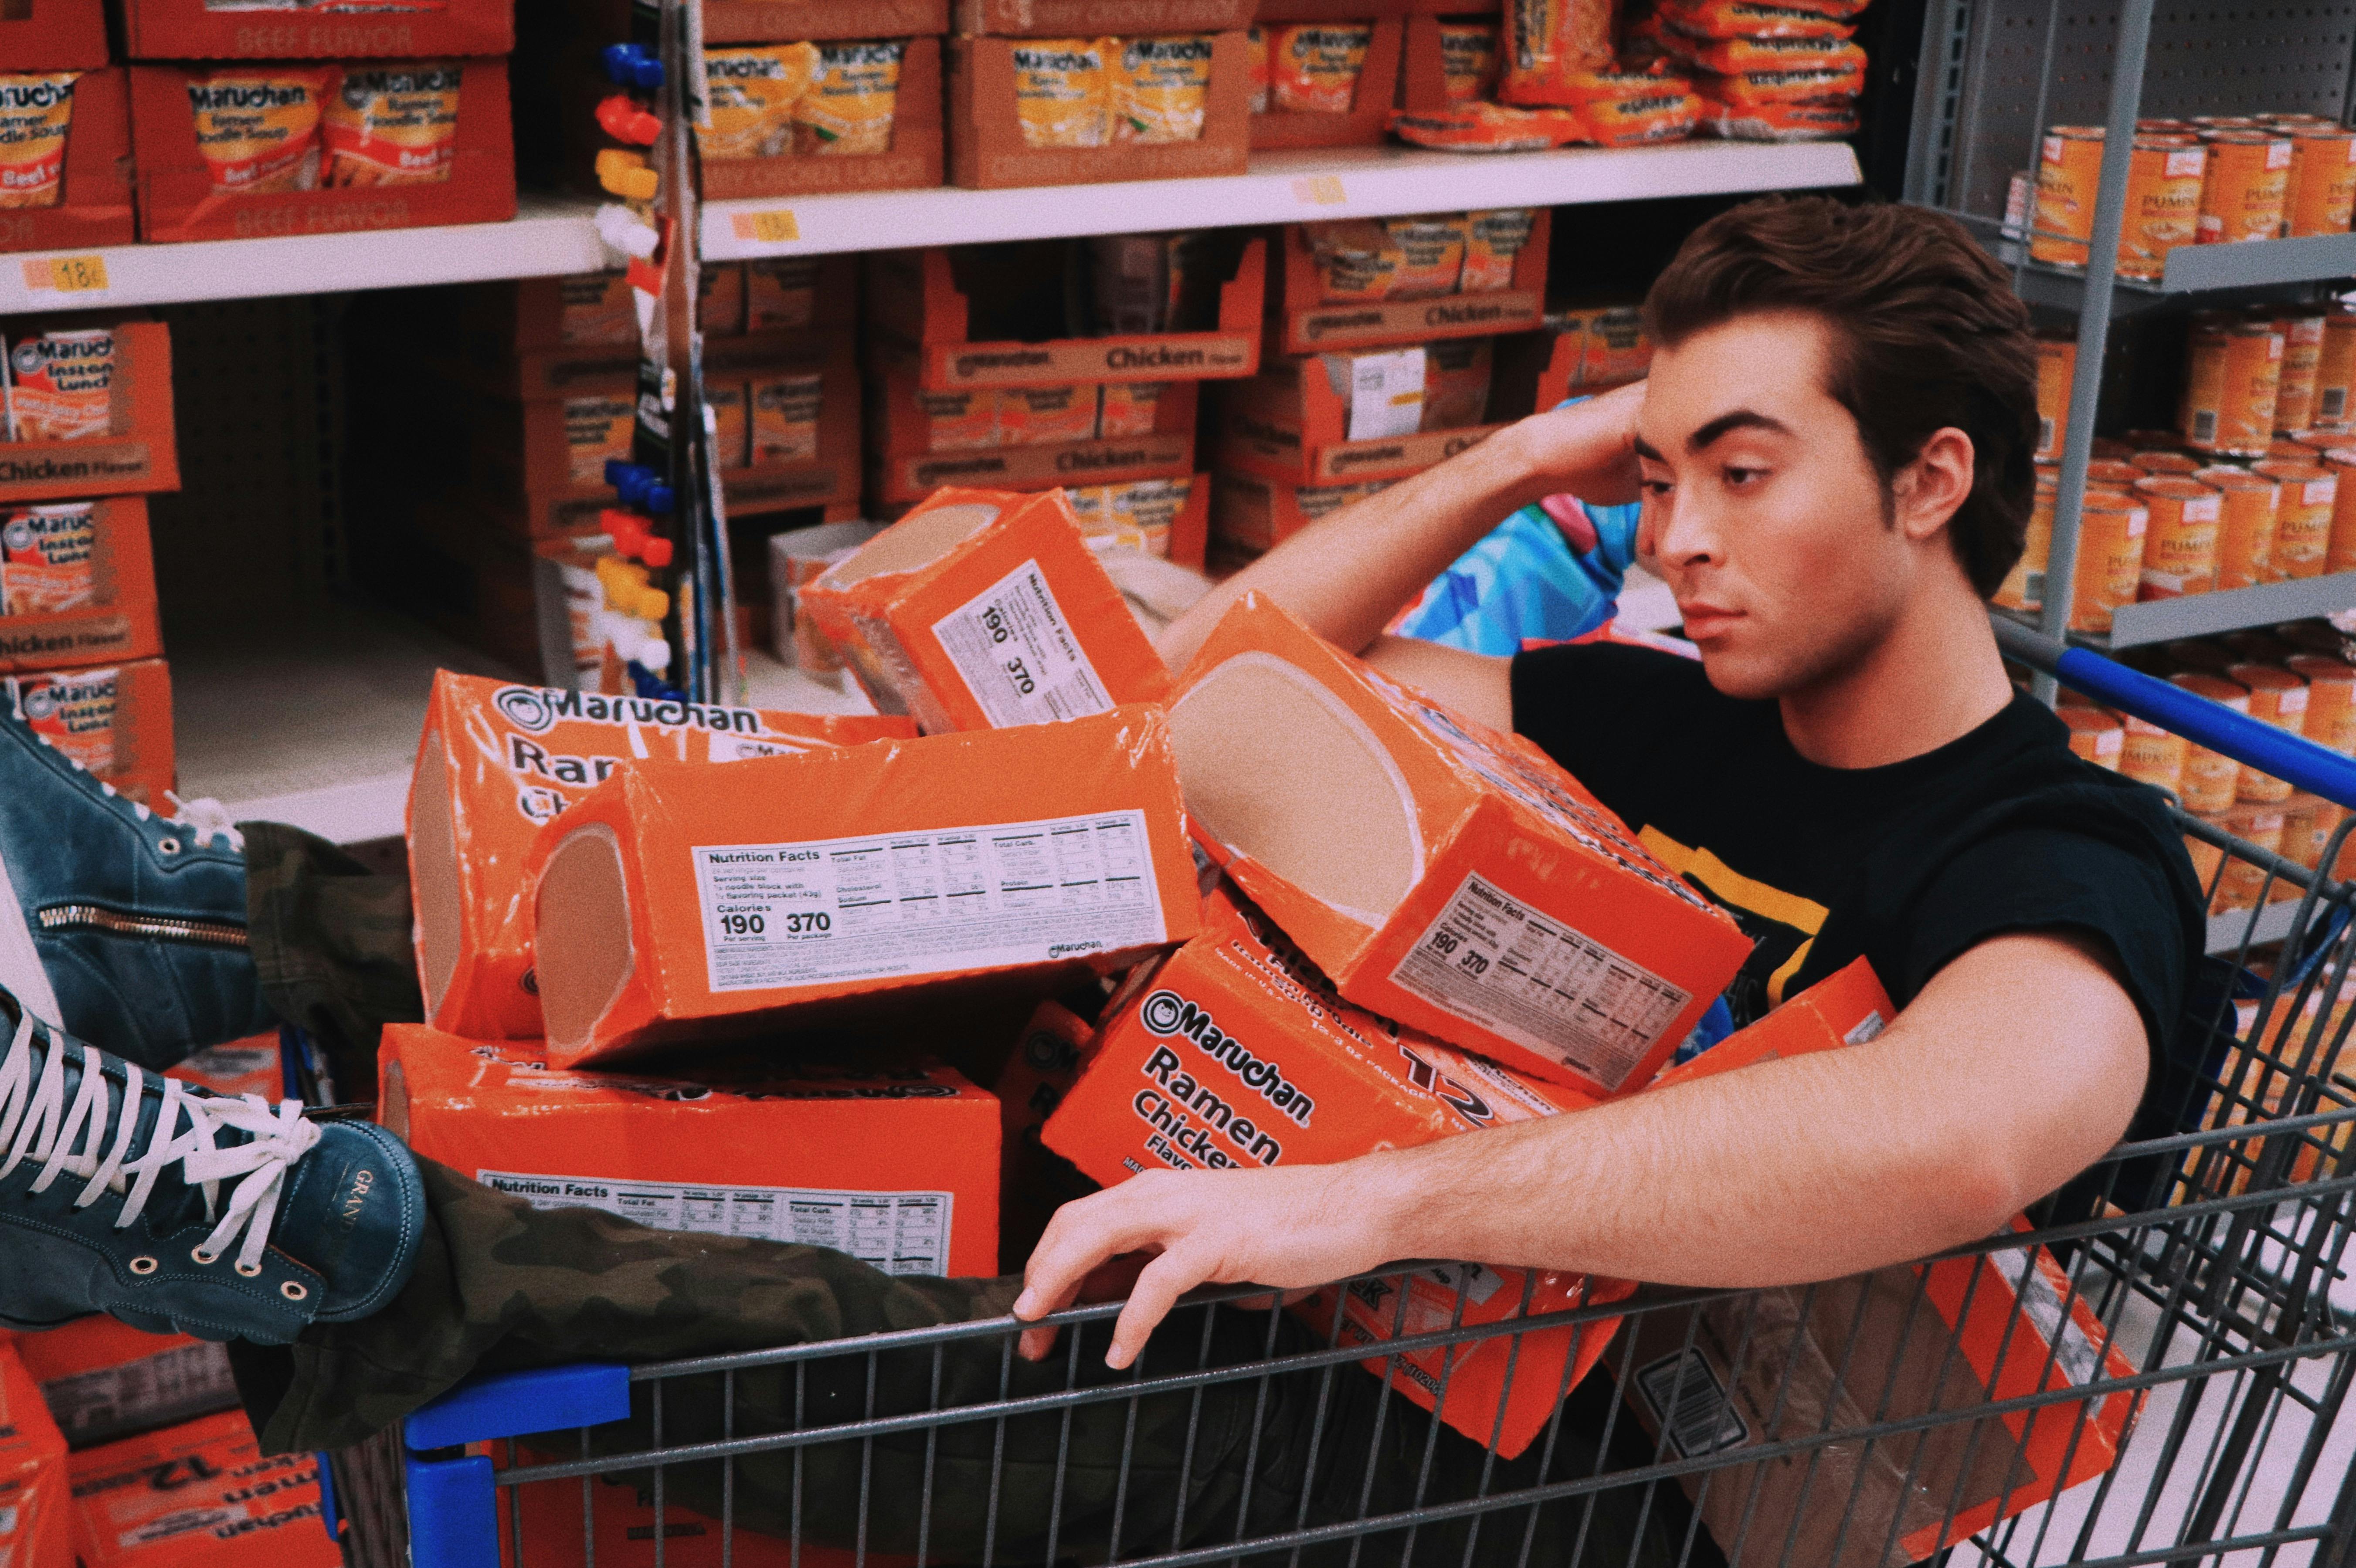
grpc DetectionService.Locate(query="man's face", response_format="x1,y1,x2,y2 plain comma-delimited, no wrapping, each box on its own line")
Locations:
1633,311,1917,701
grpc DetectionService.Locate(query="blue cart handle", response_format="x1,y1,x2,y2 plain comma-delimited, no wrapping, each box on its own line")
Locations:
1993,618,2356,814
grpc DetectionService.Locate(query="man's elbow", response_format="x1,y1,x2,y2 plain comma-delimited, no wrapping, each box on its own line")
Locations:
1925,1143,2031,1244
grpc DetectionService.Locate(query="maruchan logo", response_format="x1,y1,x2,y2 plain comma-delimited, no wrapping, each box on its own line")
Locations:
187,82,312,111
1011,47,1101,71
340,67,460,101
0,79,72,110
1124,37,1213,65
709,55,789,79
492,684,767,736
1137,989,1315,1127
954,349,1050,377
493,685,559,733
17,686,56,721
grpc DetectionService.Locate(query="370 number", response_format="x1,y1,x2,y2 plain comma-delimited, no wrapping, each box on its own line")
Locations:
1004,657,1036,696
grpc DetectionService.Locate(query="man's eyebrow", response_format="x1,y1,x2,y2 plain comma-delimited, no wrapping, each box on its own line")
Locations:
1631,433,1665,462
1688,410,1791,450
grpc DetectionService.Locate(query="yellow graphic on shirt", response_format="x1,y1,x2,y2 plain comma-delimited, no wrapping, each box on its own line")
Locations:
1639,826,1828,1022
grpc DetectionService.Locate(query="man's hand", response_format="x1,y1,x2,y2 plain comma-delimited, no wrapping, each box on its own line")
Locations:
1012,1163,1396,1368
1496,378,1648,510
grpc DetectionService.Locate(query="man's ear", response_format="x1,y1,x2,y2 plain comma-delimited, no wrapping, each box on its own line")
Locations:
1894,427,1975,544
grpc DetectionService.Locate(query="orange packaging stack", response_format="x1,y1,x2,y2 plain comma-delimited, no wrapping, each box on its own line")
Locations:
798,485,1174,733
407,670,917,1041
67,1410,338,1568
10,1314,238,1451
1165,592,1752,1095
380,1027,1001,1277
0,1342,68,1568
525,703,1200,1065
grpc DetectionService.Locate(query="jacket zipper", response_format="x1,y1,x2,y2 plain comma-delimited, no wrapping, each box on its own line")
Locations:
37,905,248,949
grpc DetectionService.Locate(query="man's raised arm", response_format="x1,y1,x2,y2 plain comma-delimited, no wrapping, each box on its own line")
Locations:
1012,930,2149,1369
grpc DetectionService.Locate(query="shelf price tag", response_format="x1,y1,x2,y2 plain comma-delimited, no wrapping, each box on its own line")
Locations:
730,209,801,244
1291,176,1347,207
21,255,110,294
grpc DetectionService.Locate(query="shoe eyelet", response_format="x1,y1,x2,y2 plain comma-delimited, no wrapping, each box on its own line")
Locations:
235,1262,261,1278
157,837,180,855
280,1281,308,1301
129,1256,158,1275
191,1247,216,1266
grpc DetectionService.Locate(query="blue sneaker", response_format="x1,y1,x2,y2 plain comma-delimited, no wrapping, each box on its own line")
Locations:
0,699,272,1070
0,988,424,1343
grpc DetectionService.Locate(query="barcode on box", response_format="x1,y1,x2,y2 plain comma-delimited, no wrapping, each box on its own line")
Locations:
2325,389,2347,422
2193,410,2218,445
1636,1349,1750,1458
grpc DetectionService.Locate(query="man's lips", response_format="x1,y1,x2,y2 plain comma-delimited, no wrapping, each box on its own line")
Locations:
1677,603,1742,638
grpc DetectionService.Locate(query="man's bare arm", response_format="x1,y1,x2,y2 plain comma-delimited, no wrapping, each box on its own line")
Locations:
1014,931,2148,1367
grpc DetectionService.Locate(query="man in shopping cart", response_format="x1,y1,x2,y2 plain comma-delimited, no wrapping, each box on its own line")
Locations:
0,196,2209,1562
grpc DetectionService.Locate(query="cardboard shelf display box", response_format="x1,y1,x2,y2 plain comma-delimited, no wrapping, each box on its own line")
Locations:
1249,17,1404,150
10,1313,241,1452
1270,207,1550,356
524,704,1201,1064
459,257,851,349
866,369,1198,505
1256,0,1493,18
1398,11,1504,112
948,32,1250,190
382,1031,1001,1276
0,1344,67,1568
700,37,945,200
128,58,518,244
706,0,949,40
1,68,136,255
68,1411,341,1568
866,237,1265,391
1169,593,1752,1092
0,496,163,674
122,0,514,58
0,317,180,503
1,0,109,69
1209,466,1394,558
1215,347,1505,487
4,655,174,806
954,0,1251,29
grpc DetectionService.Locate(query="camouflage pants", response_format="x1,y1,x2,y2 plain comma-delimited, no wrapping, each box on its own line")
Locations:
232,825,1687,1567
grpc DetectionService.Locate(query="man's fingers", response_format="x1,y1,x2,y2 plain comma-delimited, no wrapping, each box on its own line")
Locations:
1017,1323,1063,1363
1017,1185,1170,1321
1107,1246,1216,1370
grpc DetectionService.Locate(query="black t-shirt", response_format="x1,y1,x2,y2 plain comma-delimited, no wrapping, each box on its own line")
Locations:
1510,642,2209,1149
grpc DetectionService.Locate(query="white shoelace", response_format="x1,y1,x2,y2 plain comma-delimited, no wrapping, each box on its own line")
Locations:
0,1013,319,1276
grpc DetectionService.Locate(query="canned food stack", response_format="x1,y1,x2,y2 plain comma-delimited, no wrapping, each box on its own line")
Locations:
1650,0,1872,142
2030,112,2356,281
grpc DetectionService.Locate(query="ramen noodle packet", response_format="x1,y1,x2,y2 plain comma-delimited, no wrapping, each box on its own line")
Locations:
1568,67,1700,146
186,67,336,192
1696,89,1858,140
1069,475,1189,555
706,382,749,468
1388,101,1584,152
3,329,113,443
1658,0,1857,37
0,73,77,210
1460,208,1535,291
1422,338,1494,430
1088,231,1204,332
1386,214,1468,297
1663,32,1864,81
1692,51,1865,105
1114,34,1214,142
10,665,119,775
700,44,817,160
1499,0,1615,106
322,62,461,185
1247,26,1271,113
1014,37,1112,148
1439,23,1501,104
796,40,902,155
999,383,1098,445
1270,24,1370,115
1306,217,1403,299
916,387,1001,451
0,502,98,615
1097,380,1164,438
750,371,823,464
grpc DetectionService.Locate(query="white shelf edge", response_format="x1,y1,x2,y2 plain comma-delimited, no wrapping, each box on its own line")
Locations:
2207,897,2300,957
703,140,1864,261
2099,572,2356,650
0,194,609,315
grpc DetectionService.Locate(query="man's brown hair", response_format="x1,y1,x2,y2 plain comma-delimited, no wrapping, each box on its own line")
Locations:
1643,196,2040,598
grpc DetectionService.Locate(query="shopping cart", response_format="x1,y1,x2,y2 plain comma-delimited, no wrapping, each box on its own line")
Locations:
324,620,2356,1568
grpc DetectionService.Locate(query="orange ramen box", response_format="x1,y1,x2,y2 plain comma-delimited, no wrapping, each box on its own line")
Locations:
1169,593,1752,1093
0,498,163,675
67,1410,336,1568
11,1314,239,1453
408,671,917,1042
524,703,1201,1065
0,1342,68,1568
380,1027,1000,1277
4,656,173,806
498,1465,920,1568
798,485,1173,734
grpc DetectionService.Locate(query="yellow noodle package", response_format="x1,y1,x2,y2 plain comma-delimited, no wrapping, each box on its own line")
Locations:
1500,0,1616,105
322,62,461,186
1306,217,1402,301
565,395,636,484
1115,34,1214,143
1097,380,1165,438
185,67,336,193
0,73,78,210
1000,383,1098,445
1068,475,1189,556
750,371,823,463
1271,25,1368,115
706,382,749,468
913,387,1000,451
796,40,903,156
700,44,817,160
5,328,114,443
1013,37,1112,148
1439,24,1500,104
1460,208,1535,291
1387,214,1468,297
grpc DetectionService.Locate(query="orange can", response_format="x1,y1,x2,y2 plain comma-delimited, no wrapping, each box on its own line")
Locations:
2182,314,2284,456
2172,671,2251,812
2131,448,2203,475
2323,449,2356,572
2251,459,2337,577
2214,804,2289,909
2033,330,2074,460
2197,464,2282,587
2121,132,2207,278
2190,115,2263,131
2031,125,2105,268
2135,474,2222,597
2119,710,2188,795
1994,466,2057,613
2070,489,2149,634
2059,706,2125,769
2139,116,2192,134
2287,653,2356,755
2319,308,2356,428
2198,130,2295,243
2230,662,2309,802
2087,459,2144,489
2285,127,2356,237
2276,312,2327,432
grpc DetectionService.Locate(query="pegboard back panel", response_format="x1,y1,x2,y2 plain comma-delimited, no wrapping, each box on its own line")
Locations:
1941,3,2356,230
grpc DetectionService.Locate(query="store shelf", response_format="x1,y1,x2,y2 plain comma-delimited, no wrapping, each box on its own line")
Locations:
703,141,1863,261
2209,898,2301,957
0,195,608,315
2010,233,2356,319
2085,573,2356,650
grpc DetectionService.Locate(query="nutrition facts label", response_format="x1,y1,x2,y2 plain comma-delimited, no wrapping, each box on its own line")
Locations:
1390,873,1689,1091
933,559,1113,728
692,809,1164,992
478,1171,955,1275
